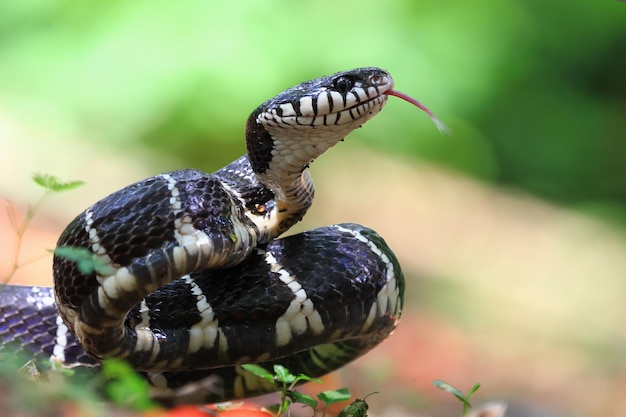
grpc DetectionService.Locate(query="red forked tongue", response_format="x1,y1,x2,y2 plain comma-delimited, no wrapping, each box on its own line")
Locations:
387,89,450,134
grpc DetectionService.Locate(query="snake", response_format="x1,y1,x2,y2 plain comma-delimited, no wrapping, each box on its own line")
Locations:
0,67,444,406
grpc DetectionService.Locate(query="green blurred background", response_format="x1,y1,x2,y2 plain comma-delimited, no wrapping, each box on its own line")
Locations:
1,1,625,416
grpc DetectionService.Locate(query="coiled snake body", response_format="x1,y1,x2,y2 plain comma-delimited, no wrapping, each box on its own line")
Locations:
0,68,439,405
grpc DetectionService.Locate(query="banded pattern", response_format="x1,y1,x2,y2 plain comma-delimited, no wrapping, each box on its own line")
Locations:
0,223,402,405
0,67,413,405
54,168,264,368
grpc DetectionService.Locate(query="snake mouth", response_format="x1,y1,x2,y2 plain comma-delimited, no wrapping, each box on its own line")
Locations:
343,89,390,112
261,94,388,130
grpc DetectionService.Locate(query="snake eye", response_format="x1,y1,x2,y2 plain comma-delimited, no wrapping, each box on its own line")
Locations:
332,76,354,94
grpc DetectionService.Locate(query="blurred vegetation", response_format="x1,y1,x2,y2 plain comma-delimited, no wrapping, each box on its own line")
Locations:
1,0,624,225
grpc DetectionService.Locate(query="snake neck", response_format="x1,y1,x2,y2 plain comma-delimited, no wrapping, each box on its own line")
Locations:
256,160,316,237
214,155,314,242
255,158,316,220
271,169,315,229
245,114,336,230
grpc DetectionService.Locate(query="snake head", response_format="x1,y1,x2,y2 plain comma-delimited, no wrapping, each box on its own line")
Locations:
246,67,394,177
245,67,447,183
258,67,394,118
259,66,394,120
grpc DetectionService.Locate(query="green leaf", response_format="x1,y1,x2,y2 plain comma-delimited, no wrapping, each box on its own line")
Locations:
102,359,156,412
294,373,322,384
241,364,275,383
433,380,471,407
32,173,84,192
53,246,114,276
273,364,296,384
318,387,351,406
338,398,370,417
286,390,318,409
468,383,481,398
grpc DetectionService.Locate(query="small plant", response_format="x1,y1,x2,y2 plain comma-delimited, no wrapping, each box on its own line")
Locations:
101,358,159,412
433,380,481,417
53,246,114,276
336,392,377,417
2,173,83,283
241,364,351,417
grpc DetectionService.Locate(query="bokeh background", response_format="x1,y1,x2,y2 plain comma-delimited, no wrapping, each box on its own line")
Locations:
1,1,625,416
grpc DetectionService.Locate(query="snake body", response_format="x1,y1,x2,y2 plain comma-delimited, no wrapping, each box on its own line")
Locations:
0,68,406,405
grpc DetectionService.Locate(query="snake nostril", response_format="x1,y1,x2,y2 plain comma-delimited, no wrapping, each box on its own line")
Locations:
370,74,386,86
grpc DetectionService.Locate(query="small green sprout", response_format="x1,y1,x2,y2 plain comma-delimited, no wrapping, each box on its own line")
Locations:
32,173,84,193
52,246,114,276
241,364,351,416
433,380,481,417
102,358,158,412
2,174,84,283
337,392,378,417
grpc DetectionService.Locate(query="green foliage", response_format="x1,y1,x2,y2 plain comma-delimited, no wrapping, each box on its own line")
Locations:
1,0,624,223
433,380,481,417
102,358,158,412
2,174,84,283
32,173,84,193
0,351,104,416
337,392,377,417
53,246,114,276
241,364,351,417
318,387,352,406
